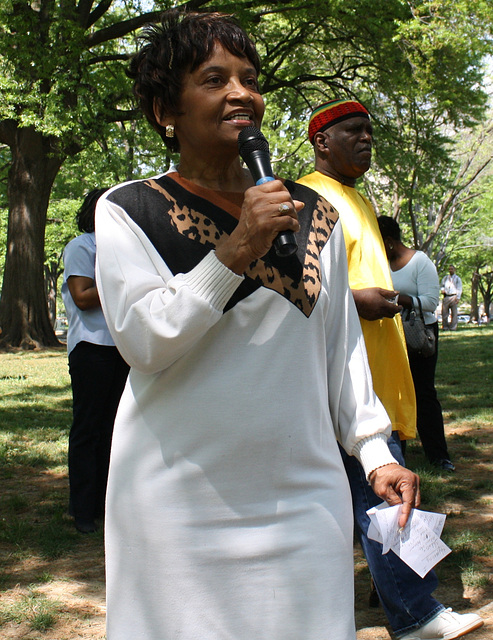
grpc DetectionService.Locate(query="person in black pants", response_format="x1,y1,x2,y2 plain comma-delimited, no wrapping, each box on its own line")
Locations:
62,189,129,532
378,215,454,472
67,341,129,531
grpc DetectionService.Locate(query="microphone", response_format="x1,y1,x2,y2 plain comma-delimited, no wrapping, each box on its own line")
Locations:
238,126,298,257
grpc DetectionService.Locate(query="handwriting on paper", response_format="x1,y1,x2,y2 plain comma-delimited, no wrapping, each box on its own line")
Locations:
367,503,451,577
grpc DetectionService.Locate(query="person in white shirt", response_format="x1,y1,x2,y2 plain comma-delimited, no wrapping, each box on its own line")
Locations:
62,189,129,534
378,215,455,473
441,265,462,330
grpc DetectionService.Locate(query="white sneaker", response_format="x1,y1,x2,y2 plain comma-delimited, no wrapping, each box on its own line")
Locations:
399,608,484,640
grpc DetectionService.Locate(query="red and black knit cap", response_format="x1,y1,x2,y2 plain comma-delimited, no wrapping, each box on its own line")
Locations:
308,98,370,144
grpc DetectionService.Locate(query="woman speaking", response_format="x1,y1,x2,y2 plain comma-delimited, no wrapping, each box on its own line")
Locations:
95,11,419,639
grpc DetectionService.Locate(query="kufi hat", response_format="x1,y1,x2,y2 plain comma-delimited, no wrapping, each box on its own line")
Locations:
308,99,369,143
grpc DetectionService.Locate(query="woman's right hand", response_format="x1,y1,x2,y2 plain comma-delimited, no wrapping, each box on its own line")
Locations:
215,180,303,274
396,293,413,310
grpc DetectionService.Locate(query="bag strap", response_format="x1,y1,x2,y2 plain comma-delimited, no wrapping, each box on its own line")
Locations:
415,296,425,321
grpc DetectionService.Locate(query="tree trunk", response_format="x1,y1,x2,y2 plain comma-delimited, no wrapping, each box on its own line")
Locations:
483,281,493,321
0,126,64,349
485,294,492,320
45,260,61,327
470,271,480,323
478,271,493,322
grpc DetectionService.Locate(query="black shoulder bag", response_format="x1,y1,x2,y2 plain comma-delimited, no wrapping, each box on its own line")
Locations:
401,297,436,358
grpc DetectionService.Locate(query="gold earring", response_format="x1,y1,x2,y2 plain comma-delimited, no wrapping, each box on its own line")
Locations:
165,124,175,138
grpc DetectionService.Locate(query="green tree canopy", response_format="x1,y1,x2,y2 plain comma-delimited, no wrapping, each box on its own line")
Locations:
1,0,492,347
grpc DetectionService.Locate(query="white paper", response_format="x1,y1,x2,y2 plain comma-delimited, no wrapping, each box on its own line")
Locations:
366,503,451,577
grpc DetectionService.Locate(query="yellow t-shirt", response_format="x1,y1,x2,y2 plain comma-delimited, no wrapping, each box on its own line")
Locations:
297,171,416,439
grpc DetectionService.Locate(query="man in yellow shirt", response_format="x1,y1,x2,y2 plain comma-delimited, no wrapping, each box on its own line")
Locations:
298,99,482,640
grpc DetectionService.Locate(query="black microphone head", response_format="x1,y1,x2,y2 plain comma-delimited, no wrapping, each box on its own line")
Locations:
237,125,297,257
238,126,269,160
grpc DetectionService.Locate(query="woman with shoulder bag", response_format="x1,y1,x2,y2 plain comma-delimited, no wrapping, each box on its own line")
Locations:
378,216,454,472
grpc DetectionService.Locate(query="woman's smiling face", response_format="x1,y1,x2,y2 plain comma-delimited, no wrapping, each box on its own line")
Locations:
167,43,265,160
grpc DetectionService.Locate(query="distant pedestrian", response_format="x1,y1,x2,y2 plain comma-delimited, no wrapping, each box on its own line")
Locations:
441,265,462,330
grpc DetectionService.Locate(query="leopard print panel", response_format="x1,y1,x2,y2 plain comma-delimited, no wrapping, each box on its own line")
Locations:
246,199,338,316
128,178,338,318
147,179,225,248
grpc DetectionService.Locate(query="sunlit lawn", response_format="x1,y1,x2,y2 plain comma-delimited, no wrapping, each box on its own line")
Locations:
0,325,492,636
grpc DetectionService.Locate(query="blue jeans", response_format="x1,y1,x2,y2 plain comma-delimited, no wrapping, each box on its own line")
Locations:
341,433,445,637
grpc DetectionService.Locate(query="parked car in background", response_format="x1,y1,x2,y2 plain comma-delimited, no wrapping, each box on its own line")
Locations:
55,316,68,342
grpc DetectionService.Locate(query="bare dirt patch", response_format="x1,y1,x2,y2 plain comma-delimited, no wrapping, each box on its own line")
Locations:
1,423,492,639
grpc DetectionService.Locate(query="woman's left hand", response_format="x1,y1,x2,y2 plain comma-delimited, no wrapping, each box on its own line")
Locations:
369,463,420,528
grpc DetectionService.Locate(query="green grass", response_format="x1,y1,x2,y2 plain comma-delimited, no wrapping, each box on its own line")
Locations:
0,348,93,634
0,349,71,473
401,324,493,605
0,349,76,565
0,587,61,631
1,329,493,635
435,324,493,417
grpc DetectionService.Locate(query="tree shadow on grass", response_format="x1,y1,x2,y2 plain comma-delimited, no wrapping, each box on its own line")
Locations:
0,464,105,596
403,426,493,613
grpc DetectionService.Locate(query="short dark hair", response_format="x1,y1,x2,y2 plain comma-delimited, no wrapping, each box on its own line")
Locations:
77,188,108,233
377,215,401,242
128,10,261,152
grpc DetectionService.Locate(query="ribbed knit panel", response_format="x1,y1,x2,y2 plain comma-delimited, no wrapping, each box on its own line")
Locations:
179,250,244,311
354,434,399,480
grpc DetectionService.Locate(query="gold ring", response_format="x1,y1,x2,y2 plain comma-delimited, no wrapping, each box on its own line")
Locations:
278,203,291,214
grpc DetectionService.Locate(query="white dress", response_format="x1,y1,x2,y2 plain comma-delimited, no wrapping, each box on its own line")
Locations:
95,174,396,640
